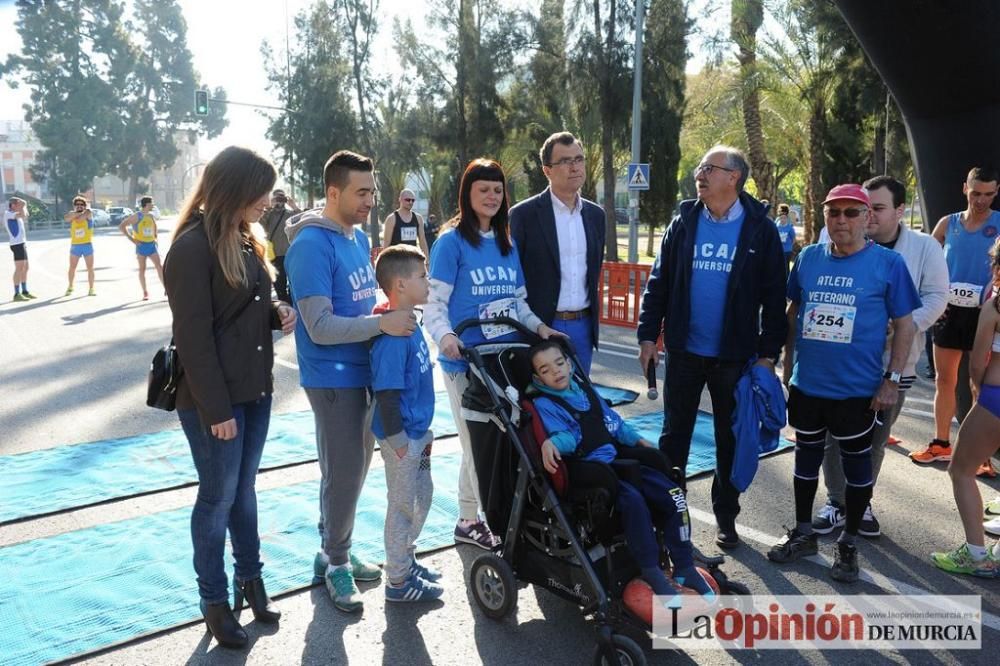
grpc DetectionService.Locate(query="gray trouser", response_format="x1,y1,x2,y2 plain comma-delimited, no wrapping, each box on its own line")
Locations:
378,432,434,584
823,390,907,506
443,370,482,521
305,387,375,564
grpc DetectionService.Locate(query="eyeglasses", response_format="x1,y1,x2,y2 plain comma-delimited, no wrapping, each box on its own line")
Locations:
548,155,586,168
694,163,736,177
824,207,867,219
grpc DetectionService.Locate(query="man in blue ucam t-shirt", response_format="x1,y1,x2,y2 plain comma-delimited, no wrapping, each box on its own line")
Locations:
284,150,417,614
770,183,920,584
638,145,788,551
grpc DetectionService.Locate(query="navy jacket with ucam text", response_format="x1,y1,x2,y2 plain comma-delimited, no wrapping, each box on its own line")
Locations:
637,192,788,363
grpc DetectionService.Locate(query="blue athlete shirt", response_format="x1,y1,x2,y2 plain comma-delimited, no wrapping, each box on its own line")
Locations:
285,223,378,388
776,219,795,253
686,210,744,357
943,211,1000,308
371,323,435,440
788,242,921,399
429,230,526,373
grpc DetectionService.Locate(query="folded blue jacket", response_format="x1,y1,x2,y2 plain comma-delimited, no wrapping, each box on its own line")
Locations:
731,362,787,492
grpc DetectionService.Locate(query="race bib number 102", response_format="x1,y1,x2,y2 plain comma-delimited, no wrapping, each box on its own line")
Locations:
948,282,982,308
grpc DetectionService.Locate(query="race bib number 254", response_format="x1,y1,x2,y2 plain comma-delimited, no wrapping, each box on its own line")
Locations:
802,302,856,344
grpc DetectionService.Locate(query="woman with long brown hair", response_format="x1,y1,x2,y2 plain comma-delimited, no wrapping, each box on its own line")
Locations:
164,146,296,649
423,158,560,549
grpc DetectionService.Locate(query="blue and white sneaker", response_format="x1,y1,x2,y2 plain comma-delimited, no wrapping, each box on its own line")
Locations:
385,574,444,603
410,558,443,583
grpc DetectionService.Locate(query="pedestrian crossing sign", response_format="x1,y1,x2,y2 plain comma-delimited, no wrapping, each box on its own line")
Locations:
627,163,650,191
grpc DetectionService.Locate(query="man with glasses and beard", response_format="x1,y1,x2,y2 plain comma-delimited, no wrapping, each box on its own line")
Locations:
383,188,429,258
638,145,787,550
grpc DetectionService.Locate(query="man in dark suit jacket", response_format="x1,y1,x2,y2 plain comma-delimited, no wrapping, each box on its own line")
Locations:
510,132,606,373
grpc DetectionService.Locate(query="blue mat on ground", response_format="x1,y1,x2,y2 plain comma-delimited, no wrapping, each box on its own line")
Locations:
626,410,795,478
0,385,636,525
0,453,463,666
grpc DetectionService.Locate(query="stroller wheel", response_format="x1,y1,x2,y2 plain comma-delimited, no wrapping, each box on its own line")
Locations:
470,553,517,619
592,633,647,666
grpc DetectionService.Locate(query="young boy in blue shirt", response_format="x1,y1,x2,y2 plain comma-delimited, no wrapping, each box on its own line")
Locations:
530,341,714,598
372,245,444,603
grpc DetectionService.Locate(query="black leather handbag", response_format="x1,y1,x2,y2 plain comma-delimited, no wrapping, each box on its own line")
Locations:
147,338,182,411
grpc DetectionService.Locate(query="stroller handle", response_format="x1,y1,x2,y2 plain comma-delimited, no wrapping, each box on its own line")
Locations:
453,317,542,341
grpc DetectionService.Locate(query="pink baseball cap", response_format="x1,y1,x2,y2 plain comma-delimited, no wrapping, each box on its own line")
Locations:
822,184,870,207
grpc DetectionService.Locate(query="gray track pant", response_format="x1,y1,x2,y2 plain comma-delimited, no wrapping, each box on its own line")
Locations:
305,387,375,565
378,431,434,585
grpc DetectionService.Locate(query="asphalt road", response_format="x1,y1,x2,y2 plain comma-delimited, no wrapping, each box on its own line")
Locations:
1,220,998,665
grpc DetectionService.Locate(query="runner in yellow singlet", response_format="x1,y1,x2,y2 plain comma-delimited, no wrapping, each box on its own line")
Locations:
63,195,96,296
119,196,164,300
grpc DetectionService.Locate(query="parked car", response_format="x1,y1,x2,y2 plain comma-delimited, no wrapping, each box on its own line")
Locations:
108,206,133,226
90,208,111,227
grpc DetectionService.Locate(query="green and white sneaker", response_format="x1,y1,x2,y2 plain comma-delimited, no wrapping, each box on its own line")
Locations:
985,496,1000,516
326,566,363,613
314,551,383,583
930,544,999,578
350,552,383,582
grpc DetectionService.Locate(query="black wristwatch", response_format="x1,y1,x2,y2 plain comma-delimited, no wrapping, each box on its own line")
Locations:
883,370,902,384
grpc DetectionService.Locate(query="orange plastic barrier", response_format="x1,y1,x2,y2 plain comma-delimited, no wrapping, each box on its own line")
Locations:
597,262,652,328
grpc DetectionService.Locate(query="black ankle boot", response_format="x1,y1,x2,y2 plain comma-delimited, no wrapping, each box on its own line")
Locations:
234,577,281,623
200,600,248,649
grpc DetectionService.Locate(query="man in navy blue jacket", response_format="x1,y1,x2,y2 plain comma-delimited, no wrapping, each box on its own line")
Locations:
638,145,787,549
511,132,606,374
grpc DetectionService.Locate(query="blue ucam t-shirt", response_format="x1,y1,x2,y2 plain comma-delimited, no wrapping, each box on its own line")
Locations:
776,219,795,253
285,222,378,388
788,242,921,400
371,323,435,440
686,209,745,357
429,230,527,373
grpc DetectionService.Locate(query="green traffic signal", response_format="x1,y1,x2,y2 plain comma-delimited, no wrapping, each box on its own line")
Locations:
194,90,209,116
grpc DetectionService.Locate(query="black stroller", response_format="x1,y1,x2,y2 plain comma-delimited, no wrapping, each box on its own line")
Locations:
454,318,749,665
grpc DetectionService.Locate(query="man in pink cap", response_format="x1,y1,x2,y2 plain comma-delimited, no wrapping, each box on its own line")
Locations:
769,183,921,583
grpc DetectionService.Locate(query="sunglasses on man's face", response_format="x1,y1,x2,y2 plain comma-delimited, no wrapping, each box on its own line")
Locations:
402,198,415,203
824,207,866,219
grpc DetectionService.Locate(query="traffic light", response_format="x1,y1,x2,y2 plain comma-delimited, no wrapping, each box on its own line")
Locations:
194,90,209,116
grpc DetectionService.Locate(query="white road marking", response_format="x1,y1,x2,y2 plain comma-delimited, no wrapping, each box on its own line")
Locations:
274,357,298,370
687,506,1000,632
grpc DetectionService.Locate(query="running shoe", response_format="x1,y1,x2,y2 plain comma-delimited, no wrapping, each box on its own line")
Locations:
385,574,444,603
454,520,499,550
23,291,36,299
87,287,96,296
858,504,881,538
410,558,443,583
887,435,902,446
313,551,382,582
349,552,383,582
767,527,818,563
65,286,74,296
985,496,1000,516
325,566,363,612
977,461,997,478
910,442,952,464
830,542,860,583
12,293,28,302
983,516,1000,537
812,502,846,535
930,544,1000,578
142,291,149,301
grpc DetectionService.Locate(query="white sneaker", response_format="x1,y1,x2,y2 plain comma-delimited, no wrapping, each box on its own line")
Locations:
984,516,1000,537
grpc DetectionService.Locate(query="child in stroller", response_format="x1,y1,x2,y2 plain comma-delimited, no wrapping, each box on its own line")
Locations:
528,340,715,600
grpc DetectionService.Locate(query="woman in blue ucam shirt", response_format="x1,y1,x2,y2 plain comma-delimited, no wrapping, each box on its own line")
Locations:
424,158,561,549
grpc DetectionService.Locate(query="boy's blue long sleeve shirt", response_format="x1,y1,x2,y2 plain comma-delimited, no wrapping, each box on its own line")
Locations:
531,378,641,463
